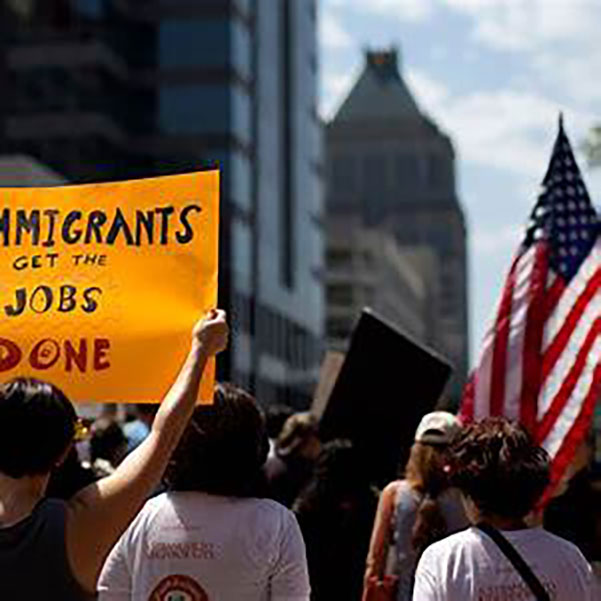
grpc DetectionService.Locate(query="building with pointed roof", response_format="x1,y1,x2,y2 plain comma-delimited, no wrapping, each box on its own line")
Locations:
325,48,468,402
335,49,421,123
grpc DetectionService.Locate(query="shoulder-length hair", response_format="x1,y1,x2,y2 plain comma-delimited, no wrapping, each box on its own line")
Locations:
164,382,269,498
404,441,454,555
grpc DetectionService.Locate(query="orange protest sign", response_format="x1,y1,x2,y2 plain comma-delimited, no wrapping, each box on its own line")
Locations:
0,170,219,403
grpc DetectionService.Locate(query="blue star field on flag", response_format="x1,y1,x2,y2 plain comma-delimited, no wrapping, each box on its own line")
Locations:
524,115,600,282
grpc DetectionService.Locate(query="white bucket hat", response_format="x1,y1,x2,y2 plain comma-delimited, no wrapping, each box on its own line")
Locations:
415,411,461,445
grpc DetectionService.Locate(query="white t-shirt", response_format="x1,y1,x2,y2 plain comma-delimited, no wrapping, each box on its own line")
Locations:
98,492,310,601
413,526,598,601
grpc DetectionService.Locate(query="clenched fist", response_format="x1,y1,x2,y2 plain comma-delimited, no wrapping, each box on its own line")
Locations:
193,309,229,356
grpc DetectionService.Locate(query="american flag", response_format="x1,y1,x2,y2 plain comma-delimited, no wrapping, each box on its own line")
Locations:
460,117,601,499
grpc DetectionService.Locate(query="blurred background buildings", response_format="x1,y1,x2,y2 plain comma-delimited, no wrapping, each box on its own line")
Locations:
325,49,468,400
326,213,437,348
0,1,469,405
0,0,324,407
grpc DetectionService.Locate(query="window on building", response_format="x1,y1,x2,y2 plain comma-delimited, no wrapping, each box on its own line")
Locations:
440,296,457,317
75,0,105,18
396,153,419,190
327,316,353,340
426,224,454,253
326,248,352,269
160,20,229,69
395,227,419,245
363,154,387,196
331,155,356,192
363,285,375,305
232,219,252,294
327,284,353,306
159,84,229,134
17,67,76,112
428,153,445,188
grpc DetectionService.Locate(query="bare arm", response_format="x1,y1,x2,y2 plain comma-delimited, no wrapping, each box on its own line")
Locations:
364,481,398,587
66,310,229,593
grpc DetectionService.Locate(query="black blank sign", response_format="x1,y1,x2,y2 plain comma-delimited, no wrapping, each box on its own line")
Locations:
318,308,453,486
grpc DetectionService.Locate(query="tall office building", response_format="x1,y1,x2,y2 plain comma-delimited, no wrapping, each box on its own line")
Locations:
0,0,324,405
326,213,438,349
326,48,468,400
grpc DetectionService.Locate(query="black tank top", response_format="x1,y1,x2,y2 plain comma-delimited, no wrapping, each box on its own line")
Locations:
0,498,96,600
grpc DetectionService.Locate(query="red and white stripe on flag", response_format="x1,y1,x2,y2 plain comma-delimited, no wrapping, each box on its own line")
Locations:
460,121,601,503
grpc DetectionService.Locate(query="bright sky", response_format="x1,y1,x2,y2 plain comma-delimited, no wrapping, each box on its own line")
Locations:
319,0,601,367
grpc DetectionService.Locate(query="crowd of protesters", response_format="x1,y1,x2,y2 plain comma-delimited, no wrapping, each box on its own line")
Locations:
0,310,600,599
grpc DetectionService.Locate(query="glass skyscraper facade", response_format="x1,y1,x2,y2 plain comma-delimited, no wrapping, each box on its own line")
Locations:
0,0,324,405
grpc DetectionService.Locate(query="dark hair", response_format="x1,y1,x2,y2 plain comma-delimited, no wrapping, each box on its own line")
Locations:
449,417,550,518
89,417,127,466
133,403,158,418
293,439,371,514
276,412,318,458
46,447,97,500
164,382,269,497
404,442,453,555
0,377,77,478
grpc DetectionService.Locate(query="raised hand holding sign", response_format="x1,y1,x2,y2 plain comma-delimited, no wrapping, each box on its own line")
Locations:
0,171,219,402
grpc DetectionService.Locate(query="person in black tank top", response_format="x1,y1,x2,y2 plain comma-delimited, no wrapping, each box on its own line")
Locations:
0,309,229,599
0,499,94,600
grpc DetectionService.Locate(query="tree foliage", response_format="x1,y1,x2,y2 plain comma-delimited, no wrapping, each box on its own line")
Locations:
582,125,601,167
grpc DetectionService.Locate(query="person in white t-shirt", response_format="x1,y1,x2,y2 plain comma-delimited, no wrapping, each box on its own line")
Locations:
413,417,598,601
98,383,310,601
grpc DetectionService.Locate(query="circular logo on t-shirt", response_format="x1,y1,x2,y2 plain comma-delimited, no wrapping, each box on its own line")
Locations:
149,574,209,601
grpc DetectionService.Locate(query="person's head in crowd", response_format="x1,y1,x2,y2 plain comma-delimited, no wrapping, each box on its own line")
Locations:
293,439,371,513
132,403,157,426
264,403,295,441
404,411,462,554
100,403,119,421
276,411,321,462
89,417,128,468
164,382,269,497
0,378,78,485
123,403,158,452
449,417,550,523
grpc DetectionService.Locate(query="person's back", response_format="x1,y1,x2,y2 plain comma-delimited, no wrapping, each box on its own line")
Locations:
364,412,467,601
412,417,598,601
392,481,468,599
0,499,94,599
297,491,376,601
415,525,595,600
0,310,228,598
99,383,310,600
294,440,378,601
100,492,308,600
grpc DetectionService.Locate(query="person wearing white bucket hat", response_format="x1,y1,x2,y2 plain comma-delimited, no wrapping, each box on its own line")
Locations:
414,411,462,445
363,411,468,601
